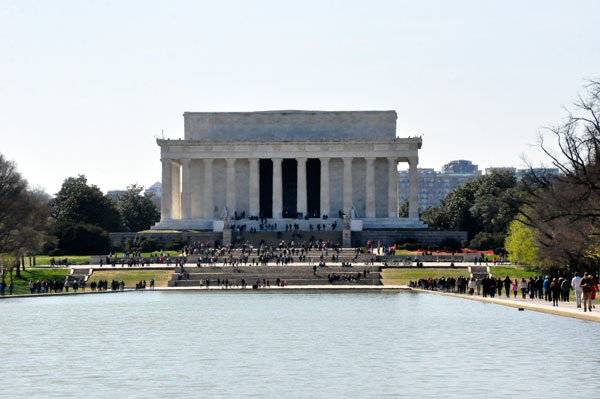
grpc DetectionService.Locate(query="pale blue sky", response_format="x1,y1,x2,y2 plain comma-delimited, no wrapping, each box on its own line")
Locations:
1,0,598,194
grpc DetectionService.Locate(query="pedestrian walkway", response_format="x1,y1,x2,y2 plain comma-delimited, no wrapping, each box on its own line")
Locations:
413,288,600,322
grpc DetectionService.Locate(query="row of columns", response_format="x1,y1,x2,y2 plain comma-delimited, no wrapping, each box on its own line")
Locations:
161,157,419,221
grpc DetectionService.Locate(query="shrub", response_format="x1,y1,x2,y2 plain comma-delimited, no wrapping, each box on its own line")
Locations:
137,237,158,252
400,243,420,251
50,222,111,255
396,237,418,246
440,238,461,252
469,232,505,250
165,238,186,251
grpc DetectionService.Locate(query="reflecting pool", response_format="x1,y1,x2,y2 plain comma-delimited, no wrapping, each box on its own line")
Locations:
2,291,599,398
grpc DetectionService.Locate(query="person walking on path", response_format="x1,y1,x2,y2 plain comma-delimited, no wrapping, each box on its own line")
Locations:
591,276,598,309
520,278,527,299
503,276,511,298
561,278,571,302
512,279,518,298
581,273,594,312
572,273,582,308
551,278,561,306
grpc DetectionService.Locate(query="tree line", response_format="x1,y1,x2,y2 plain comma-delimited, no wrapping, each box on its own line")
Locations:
0,165,160,273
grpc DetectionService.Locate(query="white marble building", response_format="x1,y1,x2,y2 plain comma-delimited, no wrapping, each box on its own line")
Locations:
152,111,425,231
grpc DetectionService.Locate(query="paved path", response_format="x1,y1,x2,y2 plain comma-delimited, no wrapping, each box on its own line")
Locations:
412,288,600,322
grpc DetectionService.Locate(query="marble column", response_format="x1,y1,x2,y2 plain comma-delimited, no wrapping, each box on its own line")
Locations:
249,158,260,217
181,159,192,219
320,157,330,218
190,160,203,219
160,159,172,221
365,157,376,218
170,160,181,220
203,158,213,219
387,157,399,218
343,157,353,215
272,158,283,218
297,157,307,217
226,158,236,214
408,157,419,219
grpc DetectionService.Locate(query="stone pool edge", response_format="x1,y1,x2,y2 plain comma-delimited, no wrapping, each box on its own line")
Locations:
0,285,411,300
411,288,600,323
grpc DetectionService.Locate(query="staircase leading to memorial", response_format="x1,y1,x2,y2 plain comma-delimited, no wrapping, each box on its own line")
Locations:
169,265,382,287
223,230,343,247
65,268,92,285
469,266,489,279
186,247,370,264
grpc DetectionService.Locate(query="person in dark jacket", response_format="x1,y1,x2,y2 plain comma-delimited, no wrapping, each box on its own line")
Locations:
503,276,511,298
551,278,561,306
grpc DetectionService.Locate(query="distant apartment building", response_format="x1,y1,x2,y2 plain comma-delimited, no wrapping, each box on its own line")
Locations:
485,167,559,180
400,162,561,213
398,160,481,212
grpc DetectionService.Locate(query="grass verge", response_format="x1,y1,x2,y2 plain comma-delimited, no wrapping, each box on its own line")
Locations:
87,270,173,288
381,267,470,286
2,268,70,295
381,265,541,286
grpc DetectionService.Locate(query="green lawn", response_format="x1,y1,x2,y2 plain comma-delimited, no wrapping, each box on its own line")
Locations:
381,267,470,286
488,266,539,280
87,269,173,288
30,251,183,266
32,255,91,266
2,268,70,295
381,265,540,286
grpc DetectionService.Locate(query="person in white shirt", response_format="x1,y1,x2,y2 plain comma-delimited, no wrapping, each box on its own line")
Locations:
571,273,582,308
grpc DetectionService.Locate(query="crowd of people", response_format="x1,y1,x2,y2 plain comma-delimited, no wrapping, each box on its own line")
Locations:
178,277,289,289
328,272,365,283
409,272,599,311
182,240,355,267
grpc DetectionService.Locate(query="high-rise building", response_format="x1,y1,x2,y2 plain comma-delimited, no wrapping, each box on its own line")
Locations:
398,160,481,212
441,160,479,174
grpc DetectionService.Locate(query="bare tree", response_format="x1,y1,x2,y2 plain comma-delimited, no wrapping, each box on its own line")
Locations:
518,80,600,273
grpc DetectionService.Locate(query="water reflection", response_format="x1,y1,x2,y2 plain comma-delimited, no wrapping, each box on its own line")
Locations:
2,291,599,398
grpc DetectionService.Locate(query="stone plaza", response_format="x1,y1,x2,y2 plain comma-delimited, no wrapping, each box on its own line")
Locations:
152,110,426,232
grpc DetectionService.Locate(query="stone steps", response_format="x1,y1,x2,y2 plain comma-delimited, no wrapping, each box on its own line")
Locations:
173,278,378,287
170,265,381,287
469,266,489,279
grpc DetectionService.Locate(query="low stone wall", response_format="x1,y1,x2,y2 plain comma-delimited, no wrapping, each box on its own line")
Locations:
109,231,222,247
109,229,467,248
353,230,467,247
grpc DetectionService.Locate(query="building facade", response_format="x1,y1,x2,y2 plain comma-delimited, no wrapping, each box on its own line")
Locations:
398,160,481,212
152,110,425,231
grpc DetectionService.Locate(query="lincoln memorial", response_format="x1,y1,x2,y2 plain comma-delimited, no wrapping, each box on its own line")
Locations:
152,110,426,231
